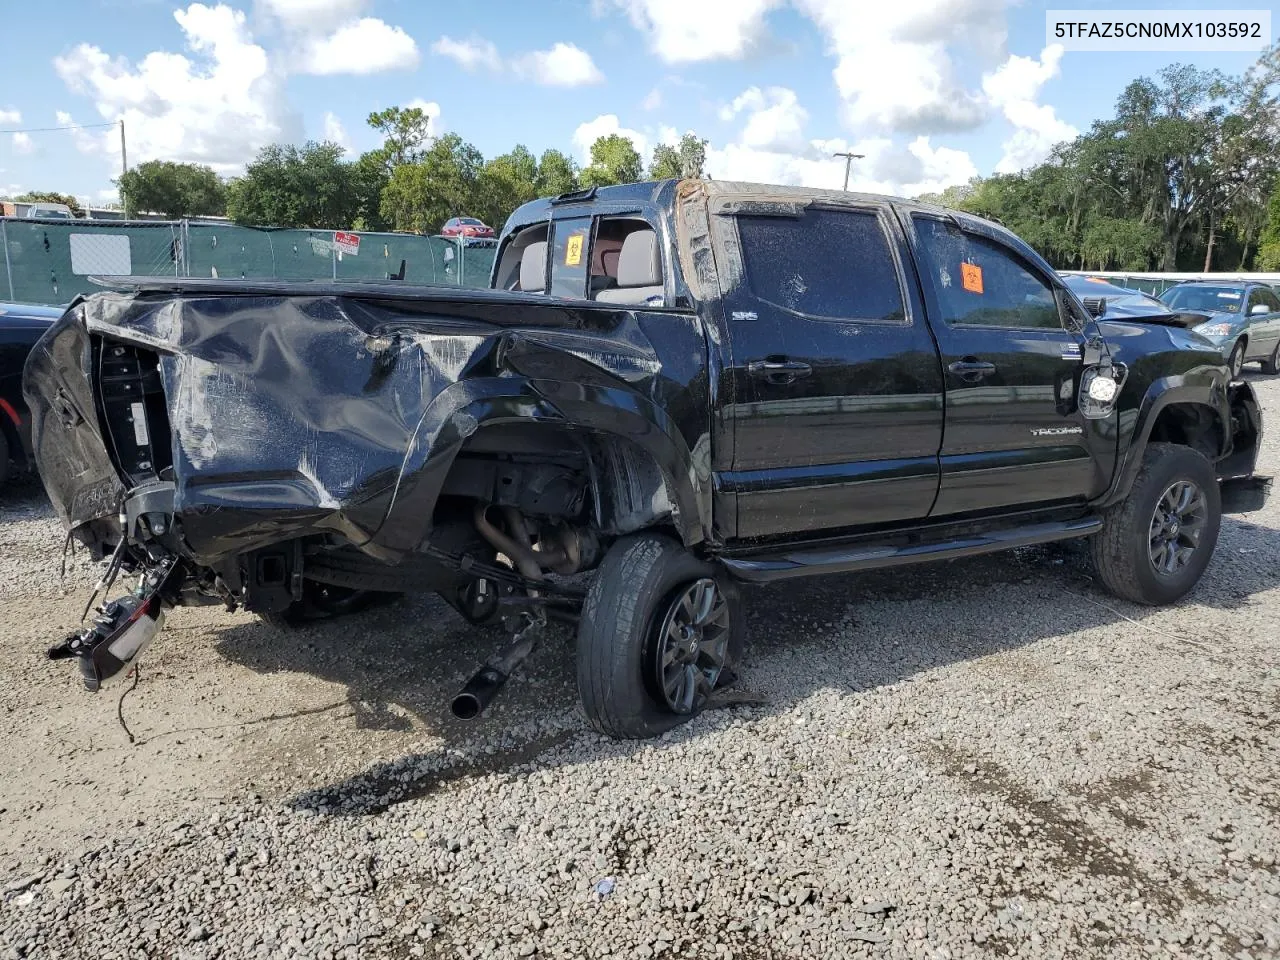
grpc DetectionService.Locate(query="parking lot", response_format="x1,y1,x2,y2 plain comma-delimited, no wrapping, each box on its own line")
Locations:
0,375,1277,960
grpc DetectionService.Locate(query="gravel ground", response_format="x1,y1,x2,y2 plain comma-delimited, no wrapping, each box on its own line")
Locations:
1,376,1278,960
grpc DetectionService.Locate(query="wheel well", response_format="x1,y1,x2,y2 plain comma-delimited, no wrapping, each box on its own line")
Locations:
1146,402,1224,461
436,423,679,537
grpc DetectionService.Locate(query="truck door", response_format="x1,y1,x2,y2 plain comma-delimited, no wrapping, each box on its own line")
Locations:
907,214,1113,517
714,201,944,540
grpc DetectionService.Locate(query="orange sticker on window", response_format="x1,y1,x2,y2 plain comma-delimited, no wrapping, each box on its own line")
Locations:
960,262,983,294
565,234,584,266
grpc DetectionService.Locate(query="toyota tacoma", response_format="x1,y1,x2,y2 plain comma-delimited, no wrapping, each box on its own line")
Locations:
24,179,1270,738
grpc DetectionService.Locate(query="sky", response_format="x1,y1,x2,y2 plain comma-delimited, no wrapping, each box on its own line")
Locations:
0,0,1274,208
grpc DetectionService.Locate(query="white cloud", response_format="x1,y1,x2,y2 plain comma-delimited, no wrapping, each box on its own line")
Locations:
607,0,782,63
641,87,662,111
794,0,1004,135
257,0,363,31
431,35,501,72
0,108,20,125
982,44,1076,172
573,114,649,166
322,110,350,150
296,17,419,74
55,111,103,155
719,86,808,152
512,43,603,87
11,133,33,154
611,0,1008,135
404,98,443,133
54,3,295,174
705,86,976,196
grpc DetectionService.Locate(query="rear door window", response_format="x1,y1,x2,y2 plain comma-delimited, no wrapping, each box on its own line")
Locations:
734,208,906,322
549,216,592,299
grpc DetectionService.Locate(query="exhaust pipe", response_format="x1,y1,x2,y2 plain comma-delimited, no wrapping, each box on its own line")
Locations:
450,617,544,720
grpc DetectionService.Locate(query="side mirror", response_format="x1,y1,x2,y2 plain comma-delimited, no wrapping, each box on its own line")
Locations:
1081,296,1107,318
1251,304,1269,316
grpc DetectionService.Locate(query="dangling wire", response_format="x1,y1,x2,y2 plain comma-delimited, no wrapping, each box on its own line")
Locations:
60,530,75,579
117,664,139,744
80,539,128,622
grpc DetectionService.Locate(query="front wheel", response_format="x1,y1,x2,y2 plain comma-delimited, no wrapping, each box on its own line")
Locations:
1227,339,1246,379
1090,443,1221,605
576,533,742,739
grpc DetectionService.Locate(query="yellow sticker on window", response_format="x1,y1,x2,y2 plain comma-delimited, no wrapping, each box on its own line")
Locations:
565,234,584,266
960,262,983,294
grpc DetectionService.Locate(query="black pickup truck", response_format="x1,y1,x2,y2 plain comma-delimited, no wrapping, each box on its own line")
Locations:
24,179,1269,739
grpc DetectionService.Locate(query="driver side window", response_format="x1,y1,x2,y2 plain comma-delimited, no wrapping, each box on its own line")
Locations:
913,217,1061,330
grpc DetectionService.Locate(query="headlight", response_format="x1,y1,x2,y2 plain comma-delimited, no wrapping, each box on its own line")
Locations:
1194,322,1233,337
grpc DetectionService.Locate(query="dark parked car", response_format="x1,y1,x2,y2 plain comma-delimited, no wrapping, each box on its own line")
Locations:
1061,275,1170,319
440,217,496,239
25,180,1269,739
1,302,61,482
1159,280,1280,378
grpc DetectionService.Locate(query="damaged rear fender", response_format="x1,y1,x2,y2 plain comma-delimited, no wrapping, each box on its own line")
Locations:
376,374,710,555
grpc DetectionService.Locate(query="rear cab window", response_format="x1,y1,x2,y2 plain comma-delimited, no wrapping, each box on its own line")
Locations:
549,217,592,299
734,207,907,323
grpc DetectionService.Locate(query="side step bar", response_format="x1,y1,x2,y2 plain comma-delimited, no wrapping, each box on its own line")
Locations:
721,516,1103,583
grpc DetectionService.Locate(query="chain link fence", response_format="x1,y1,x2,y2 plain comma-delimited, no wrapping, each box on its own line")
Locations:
0,218,499,306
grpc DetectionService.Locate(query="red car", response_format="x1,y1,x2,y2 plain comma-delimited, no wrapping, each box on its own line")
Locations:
441,217,496,239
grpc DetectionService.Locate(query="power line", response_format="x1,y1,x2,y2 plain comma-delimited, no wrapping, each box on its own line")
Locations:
0,121,118,135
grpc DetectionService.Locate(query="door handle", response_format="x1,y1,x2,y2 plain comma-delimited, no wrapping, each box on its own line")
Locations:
948,358,997,382
747,359,812,385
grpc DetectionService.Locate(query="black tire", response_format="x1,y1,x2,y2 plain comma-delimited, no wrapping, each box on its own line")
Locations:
0,428,10,485
258,582,398,628
576,532,743,739
1090,443,1221,606
1261,339,1280,376
1227,339,1246,379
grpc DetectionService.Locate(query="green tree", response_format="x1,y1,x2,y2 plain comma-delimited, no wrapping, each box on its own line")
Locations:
14,191,84,217
225,141,358,228
116,160,226,218
380,134,483,233
580,134,643,188
649,133,709,180
473,145,539,228
1256,180,1280,268
351,150,391,231
536,149,579,196
366,105,434,171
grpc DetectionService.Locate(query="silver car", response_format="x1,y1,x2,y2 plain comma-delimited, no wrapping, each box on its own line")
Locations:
1160,281,1280,378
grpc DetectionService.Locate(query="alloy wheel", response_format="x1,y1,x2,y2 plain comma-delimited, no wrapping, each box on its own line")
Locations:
652,578,730,713
1148,480,1208,577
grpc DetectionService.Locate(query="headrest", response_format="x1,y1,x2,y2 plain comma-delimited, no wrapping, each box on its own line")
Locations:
615,230,660,287
519,240,547,292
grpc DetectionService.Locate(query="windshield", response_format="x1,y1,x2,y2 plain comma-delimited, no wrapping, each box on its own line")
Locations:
1161,285,1245,312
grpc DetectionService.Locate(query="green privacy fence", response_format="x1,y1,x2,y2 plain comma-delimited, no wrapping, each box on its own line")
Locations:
0,218,498,306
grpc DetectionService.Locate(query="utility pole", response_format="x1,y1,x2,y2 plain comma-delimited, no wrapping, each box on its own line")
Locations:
119,119,129,218
832,151,864,191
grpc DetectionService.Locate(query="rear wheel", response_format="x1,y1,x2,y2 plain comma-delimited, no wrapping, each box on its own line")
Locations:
1261,339,1280,376
1227,339,1246,379
577,533,742,739
1090,443,1221,605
